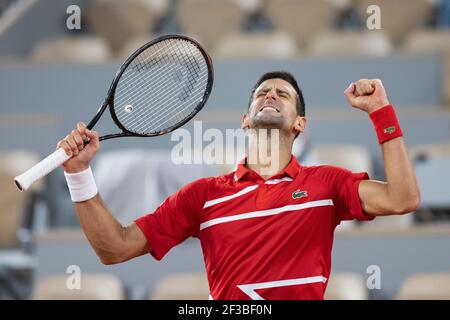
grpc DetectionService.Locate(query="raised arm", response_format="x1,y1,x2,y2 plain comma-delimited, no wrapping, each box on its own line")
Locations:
344,79,420,216
58,122,150,264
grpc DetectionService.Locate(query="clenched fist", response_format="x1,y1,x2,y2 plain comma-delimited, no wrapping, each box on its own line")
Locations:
344,79,390,114
57,122,100,173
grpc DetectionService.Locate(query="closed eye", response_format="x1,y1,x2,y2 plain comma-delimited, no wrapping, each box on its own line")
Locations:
276,89,290,99
256,90,269,97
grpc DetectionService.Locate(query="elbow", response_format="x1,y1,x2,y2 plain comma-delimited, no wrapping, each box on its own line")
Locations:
100,257,117,265
98,251,126,265
408,194,421,213
99,255,124,265
405,190,421,213
96,229,129,265
392,194,421,215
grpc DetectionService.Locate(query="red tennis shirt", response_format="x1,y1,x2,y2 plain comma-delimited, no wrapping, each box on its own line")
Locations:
135,155,374,300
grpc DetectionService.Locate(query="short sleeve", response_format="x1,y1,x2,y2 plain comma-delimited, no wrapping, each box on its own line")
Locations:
134,178,208,261
314,165,375,225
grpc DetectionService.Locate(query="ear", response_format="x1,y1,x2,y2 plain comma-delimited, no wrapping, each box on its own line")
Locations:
241,113,250,129
293,116,306,135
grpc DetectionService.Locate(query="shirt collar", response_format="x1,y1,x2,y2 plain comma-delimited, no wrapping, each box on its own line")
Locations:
235,155,301,182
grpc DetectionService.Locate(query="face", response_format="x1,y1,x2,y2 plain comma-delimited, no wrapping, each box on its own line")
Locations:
242,78,306,137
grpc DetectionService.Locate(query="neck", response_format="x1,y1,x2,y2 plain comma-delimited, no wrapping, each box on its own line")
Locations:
246,128,293,180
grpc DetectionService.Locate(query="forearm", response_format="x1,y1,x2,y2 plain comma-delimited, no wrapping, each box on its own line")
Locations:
381,136,420,211
60,124,149,264
74,194,127,263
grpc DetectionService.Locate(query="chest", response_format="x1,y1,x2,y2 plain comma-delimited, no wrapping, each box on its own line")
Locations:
204,178,333,216
199,179,336,260
199,178,336,242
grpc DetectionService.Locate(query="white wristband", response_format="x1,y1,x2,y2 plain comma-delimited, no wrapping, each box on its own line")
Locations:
64,166,98,202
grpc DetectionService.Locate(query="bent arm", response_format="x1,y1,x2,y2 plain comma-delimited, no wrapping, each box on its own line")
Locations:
344,79,420,216
58,122,150,265
359,136,420,216
74,194,150,264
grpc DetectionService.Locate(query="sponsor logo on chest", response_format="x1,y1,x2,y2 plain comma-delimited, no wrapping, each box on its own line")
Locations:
292,189,308,199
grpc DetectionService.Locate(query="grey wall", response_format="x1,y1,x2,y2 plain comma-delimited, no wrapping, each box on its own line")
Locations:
0,55,447,158
332,234,450,299
0,0,91,56
210,55,443,108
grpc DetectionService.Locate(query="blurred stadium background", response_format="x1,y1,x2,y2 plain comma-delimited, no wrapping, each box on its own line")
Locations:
1,0,450,300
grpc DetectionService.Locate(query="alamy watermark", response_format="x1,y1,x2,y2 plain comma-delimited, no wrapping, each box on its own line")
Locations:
66,264,81,290
366,4,381,30
366,264,381,290
171,121,281,176
66,5,81,30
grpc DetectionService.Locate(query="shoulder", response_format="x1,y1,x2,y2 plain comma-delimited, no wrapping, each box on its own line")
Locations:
181,172,234,193
302,164,369,189
181,176,216,193
176,173,234,208
302,164,353,180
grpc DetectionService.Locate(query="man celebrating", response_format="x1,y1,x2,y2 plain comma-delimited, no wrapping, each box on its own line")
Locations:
58,71,420,300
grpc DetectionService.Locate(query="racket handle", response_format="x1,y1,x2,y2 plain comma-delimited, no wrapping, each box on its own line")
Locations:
14,148,70,191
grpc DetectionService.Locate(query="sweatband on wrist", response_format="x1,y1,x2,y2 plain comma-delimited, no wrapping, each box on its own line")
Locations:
369,104,403,144
64,166,98,202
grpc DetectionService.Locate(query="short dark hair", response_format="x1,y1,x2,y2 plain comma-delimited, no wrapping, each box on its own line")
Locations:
248,71,305,117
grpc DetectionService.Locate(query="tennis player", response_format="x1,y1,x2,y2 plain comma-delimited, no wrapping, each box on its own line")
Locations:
58,71,420,300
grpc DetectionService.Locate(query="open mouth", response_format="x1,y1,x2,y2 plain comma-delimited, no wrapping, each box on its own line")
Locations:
259,105,280,113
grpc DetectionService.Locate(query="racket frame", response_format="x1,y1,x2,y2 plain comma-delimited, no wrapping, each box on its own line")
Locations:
88,34,214,141
14,35,214,191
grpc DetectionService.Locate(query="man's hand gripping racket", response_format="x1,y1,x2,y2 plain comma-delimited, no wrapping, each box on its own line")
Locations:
15,35,214,191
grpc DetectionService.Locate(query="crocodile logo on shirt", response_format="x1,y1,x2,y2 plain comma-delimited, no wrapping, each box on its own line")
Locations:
292,190,308,199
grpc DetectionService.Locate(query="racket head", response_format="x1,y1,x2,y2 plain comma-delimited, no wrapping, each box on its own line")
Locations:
103,35,214,139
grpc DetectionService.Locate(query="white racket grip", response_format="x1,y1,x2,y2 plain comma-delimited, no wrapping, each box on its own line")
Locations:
14,148,70,191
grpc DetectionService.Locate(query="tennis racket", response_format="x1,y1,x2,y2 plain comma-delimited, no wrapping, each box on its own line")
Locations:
15,35,214,191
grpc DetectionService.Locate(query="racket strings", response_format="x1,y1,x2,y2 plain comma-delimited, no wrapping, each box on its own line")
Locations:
119,65,207,133
123,52,202,121
117,55,203,132
115,45,186,117
116,42,204,122
113,38,210,135
142,46,208,129
114,40,183,121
